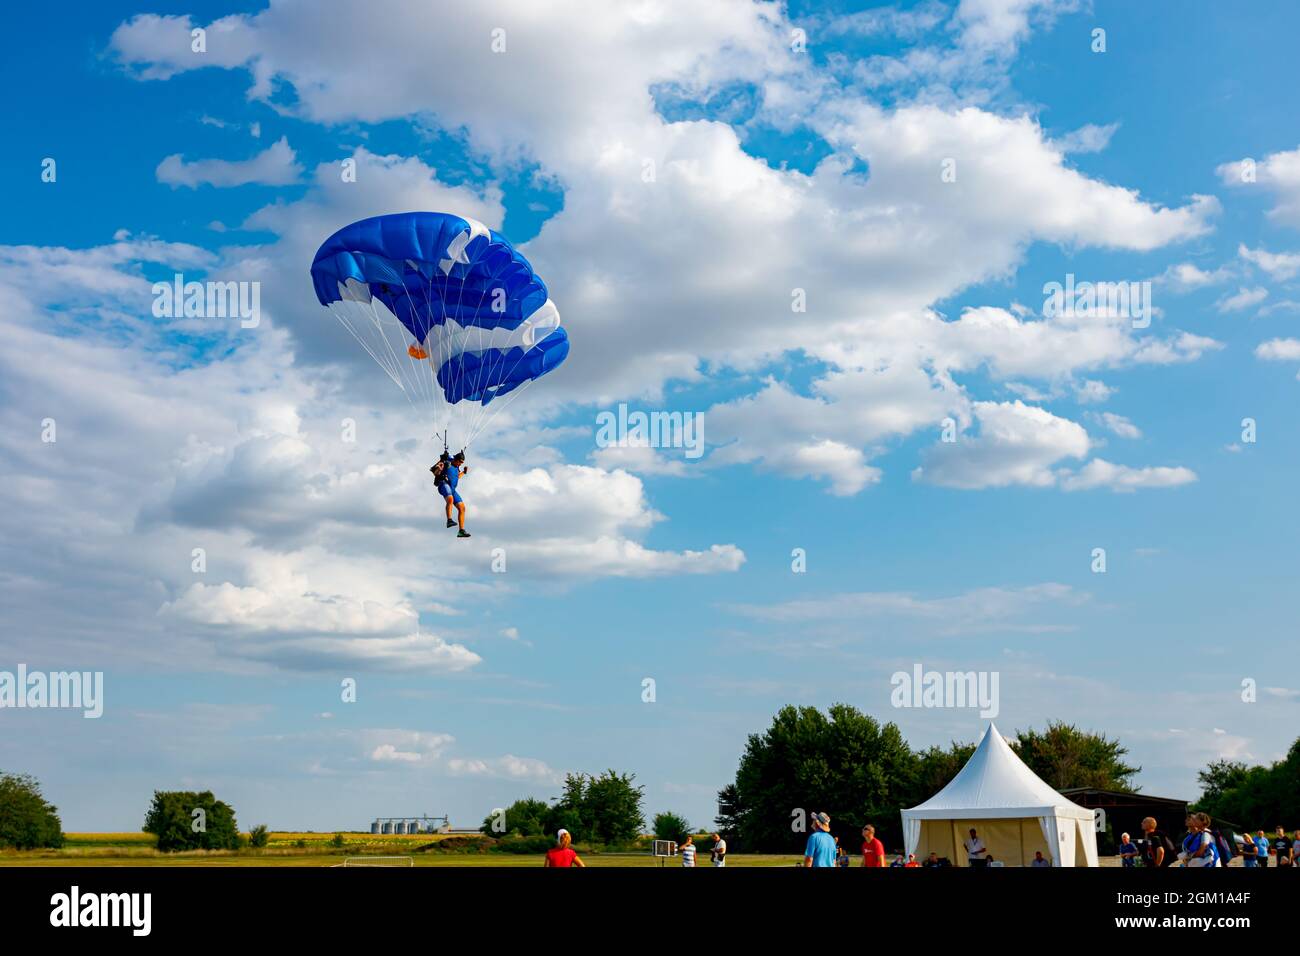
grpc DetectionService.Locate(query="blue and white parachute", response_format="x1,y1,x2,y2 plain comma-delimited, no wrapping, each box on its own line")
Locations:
310,211,569,449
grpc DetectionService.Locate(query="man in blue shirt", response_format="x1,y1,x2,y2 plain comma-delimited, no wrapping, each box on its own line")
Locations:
433,451,471,538
1255,830,1270,868
803,811,838,867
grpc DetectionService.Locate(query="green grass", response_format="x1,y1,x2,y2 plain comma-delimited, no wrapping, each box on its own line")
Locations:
0,847,797,868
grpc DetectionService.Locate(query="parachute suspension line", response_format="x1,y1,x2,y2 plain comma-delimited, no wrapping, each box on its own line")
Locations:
424,250,461,448
362,293,426,421
463,371,539,449
327,301,405,392
388,269,439,427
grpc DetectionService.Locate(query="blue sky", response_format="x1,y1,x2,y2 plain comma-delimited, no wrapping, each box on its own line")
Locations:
1,0,1298,834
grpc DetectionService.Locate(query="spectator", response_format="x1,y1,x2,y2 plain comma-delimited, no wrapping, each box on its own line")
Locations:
986,854,1004,868
680,834,697,867
1255,830,1270,868
1031,851,1051,868
544,829,585,868
803,812,837,868
1240,832,1258,868
835,836,850,868
922,852,945,868
1180,813,1219,867
1141,816,1174,868
1206,815,1235,866
709,832,727,868
860,824,886,868
964,827,989,868
1273,827,1293,869
904,853,920,868
1293,830,1300,866
1118,832,1139,867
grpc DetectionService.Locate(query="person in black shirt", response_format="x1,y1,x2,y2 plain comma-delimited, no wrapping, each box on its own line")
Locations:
1140,816,1174,868
1274,828,1293,868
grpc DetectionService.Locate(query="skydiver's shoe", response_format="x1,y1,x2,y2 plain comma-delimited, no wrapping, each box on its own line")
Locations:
457,529,471,538
446,518,456,528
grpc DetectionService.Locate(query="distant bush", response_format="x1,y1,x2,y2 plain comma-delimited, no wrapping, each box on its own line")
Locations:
331,833,346,848
143,791,240,852
652,811,690,844
248,825,270,848
493,835,556,854
0,772,64,849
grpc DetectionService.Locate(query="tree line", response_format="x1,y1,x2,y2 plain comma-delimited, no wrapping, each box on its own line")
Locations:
714,704,1138,852
2,707,1297,852
1195,740,1300,829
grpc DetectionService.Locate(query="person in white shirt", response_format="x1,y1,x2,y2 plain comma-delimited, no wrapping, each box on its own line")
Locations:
710,833,727,867
964,828,989,868
680,835,697,867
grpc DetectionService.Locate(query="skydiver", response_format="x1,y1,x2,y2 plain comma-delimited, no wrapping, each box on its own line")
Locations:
434,451,470,537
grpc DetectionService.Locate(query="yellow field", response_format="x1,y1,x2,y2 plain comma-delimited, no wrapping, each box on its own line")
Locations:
2,844,795,868
0,832,793,867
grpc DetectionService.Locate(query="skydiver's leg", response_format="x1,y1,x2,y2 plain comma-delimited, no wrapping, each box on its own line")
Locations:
444,495,456,527
456,501,466,531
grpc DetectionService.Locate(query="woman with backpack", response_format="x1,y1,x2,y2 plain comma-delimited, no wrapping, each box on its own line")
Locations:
1180,813,1220,867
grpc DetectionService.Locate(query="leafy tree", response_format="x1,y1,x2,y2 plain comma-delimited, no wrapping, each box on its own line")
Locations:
552,773,592,837
727,704,917,852
1195,740,1300,828
480,797,551,837
480,770,645,847
582,770,645,845
1012,722,1139,791
714,783,742,840
248,824,270,848
143,790,240,852
913,742,977,801
1196,760,1249,807
652,811,691,843
0,771,64,849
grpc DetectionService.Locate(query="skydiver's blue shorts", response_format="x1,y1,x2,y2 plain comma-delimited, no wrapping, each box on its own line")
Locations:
438,483,462,505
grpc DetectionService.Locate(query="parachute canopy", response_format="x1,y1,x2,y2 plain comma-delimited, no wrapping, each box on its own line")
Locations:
310,211,569,448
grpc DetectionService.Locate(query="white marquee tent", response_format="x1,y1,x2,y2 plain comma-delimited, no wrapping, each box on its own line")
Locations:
901,724,1099,867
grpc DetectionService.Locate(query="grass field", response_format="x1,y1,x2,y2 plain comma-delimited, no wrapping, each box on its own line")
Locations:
3,833,1133,867
0,833,798,867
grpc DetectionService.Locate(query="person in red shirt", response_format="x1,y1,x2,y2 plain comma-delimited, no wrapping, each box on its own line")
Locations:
861,824,886,867
544,829,585,868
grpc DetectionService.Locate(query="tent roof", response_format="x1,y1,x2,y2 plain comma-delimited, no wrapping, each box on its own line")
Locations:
902,724,1094,822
